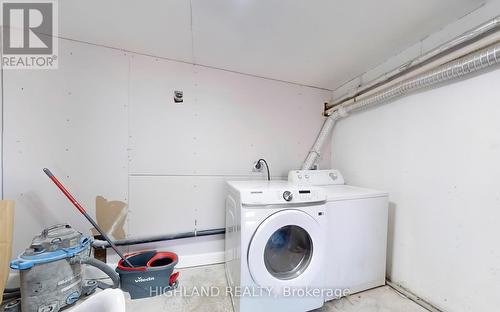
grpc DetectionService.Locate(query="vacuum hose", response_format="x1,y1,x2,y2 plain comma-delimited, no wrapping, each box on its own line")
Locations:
2,290,21,301
79,256,120,289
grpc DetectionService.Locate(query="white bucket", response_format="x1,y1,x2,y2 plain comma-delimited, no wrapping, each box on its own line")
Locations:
69,289,126,312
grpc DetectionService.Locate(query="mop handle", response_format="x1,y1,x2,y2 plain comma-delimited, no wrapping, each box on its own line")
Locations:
43,168,134,268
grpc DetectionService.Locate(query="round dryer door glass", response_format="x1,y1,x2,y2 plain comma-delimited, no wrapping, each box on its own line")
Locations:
263,225,313,280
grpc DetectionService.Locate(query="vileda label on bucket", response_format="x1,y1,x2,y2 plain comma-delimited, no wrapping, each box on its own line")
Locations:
135,276,155,283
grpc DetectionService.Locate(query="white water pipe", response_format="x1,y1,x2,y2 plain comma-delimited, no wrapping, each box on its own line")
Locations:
301,41,500,169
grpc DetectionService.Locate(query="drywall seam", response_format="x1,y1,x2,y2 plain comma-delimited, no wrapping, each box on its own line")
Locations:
54,36,333,92
129,173,287,178
126,53,131,248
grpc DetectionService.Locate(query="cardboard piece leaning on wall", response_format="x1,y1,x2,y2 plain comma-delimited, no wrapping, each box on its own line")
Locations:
91,196,127,241
0,200,15,306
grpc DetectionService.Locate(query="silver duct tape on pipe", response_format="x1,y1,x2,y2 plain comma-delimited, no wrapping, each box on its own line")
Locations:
327,16,500,111
302,41,500,170
406,16,500,69
344,42,500,113
301,111,342,170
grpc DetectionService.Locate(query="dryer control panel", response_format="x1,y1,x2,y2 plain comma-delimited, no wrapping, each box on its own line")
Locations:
288,169,344,186
240,188,326,206
227,181,327,206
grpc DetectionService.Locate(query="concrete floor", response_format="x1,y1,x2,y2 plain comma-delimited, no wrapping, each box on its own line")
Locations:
125,264,429,312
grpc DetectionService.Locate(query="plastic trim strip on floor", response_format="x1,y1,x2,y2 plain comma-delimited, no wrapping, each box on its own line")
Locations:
386,280,444,312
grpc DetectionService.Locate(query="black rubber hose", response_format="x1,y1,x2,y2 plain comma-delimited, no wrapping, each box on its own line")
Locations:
3,288,20,293
257,159,271,181
79,256,120,289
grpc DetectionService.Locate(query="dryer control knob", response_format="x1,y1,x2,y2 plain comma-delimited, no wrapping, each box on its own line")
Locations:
283,191,293,202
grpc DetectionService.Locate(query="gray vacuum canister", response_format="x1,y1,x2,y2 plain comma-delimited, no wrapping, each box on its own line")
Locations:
10,224,104,312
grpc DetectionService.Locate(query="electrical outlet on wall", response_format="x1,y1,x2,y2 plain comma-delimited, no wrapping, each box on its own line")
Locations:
174,90,183,103
252,161,263,172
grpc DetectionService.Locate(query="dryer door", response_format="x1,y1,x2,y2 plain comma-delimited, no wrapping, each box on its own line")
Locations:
247,209,323,288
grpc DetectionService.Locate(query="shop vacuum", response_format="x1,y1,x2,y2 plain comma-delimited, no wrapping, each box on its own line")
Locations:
6,224,119,312
1,169,179,312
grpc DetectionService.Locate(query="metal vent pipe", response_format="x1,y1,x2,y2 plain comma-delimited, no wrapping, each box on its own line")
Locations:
302,41,500,169
326,16,500,111
345,42,500,112
302,111,341,170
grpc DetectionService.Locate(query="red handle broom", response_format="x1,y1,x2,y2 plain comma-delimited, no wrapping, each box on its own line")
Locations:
43,168,134,268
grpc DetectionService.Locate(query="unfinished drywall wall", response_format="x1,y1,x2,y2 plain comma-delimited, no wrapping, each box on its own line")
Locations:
3,39,130,257
331,62,500,312
3,37,331,263
127,53,331,239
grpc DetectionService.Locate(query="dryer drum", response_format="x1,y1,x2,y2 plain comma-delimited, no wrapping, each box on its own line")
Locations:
264,225,313,280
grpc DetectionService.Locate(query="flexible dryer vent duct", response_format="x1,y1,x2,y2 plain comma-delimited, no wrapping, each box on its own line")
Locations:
345,43,500,112
302,42,500,169
302,111,341,170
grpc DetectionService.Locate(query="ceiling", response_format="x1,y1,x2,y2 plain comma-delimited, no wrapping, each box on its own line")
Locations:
59,0,486,90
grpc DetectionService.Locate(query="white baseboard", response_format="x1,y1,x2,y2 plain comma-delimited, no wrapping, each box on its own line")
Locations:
106,234,225,269
176,251,224,268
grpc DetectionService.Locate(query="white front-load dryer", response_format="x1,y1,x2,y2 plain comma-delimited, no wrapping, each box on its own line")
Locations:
225,181,327,312
289,170,389,301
